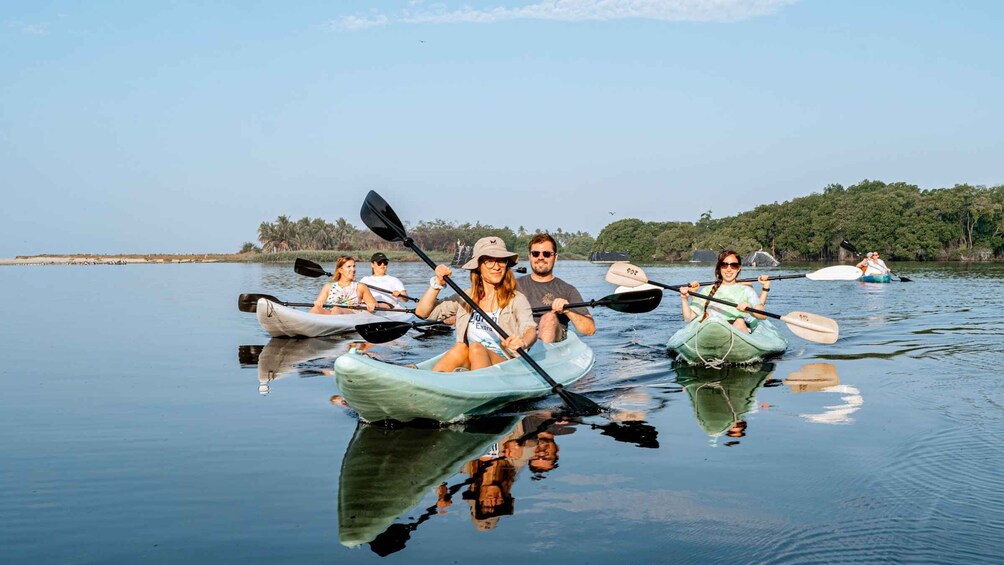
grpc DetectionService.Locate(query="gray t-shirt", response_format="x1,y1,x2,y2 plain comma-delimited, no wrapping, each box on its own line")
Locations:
516,275,591,341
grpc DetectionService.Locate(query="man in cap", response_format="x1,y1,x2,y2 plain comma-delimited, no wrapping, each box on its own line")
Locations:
359,252,408,308
516,233,595,343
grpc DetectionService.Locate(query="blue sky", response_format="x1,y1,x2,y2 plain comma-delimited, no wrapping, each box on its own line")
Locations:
2,1,1002,256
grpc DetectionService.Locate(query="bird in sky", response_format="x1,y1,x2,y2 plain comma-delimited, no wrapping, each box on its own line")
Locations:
608,211,616,215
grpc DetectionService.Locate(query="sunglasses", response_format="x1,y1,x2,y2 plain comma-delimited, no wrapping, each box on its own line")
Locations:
530,250,555,258
481,257,510,267
374,260,388,266
719,261,741,269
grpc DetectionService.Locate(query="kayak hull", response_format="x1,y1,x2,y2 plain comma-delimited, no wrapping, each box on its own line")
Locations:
859,274,892,283
255,298,413,338
667,317,787,366
334,333,595,423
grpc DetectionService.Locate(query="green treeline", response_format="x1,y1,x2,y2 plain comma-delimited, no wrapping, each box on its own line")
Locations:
593,180,1004,262
247,216,595,258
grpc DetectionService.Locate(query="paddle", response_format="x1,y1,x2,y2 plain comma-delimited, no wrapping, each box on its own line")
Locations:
605,263,839,344
294,258,421,302
359,190,601,416
681,265,863,285
237,293,413,314
356,287,664,344
839,240,911,282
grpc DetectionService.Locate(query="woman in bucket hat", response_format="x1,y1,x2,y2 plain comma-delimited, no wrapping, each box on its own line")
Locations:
414,236,537,372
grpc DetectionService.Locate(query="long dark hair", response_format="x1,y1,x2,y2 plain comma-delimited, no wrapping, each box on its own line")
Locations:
700,249,740,322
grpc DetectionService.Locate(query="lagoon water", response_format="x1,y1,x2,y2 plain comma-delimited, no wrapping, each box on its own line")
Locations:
2,260,1003,563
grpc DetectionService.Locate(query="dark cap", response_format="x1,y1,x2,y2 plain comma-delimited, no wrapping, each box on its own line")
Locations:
370,252,389,263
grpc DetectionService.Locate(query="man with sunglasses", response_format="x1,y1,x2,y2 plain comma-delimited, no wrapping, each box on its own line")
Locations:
359,252,408,308
516,233,595,343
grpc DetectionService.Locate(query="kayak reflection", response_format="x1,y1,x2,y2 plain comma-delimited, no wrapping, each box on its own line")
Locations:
783,363,862,424
675,363,775,446
238,337,357,395
339,412,596,555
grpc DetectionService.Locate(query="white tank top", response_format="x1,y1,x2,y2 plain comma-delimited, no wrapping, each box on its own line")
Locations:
466,309,507,358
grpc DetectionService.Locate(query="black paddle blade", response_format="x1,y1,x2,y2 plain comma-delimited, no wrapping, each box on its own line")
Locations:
592,421,660,449
238,345,264,366
840,239,859,254
238,293,280,312
355,321,415,343
294,257,329,278
898,275,912,282
557,388,603,416
361,190,408,242
605,288,663,314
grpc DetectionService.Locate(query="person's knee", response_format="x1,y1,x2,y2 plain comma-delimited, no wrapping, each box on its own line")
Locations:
538,312,558,343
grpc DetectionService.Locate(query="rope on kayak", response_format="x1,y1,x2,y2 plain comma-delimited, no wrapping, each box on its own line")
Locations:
694,321,735,369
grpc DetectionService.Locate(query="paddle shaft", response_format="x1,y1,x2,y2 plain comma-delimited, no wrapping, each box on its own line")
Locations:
250,294,411,313
650,280,785,321
404,239,567,391
690,273,805,288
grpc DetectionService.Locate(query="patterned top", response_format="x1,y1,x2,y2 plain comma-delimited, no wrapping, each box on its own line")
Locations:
324,281,359,308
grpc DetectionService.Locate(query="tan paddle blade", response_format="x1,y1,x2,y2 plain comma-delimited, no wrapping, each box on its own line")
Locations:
783,363,840,393
779,311,839,344
605,262,650,288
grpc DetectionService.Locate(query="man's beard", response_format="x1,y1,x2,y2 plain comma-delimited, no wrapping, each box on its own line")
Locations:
532,262,552,276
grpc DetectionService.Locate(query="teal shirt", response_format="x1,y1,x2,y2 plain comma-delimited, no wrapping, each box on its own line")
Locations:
690,283,761,322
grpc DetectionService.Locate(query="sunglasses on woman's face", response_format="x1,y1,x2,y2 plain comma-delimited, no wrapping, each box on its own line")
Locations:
719,261,741,269
530,250,554,258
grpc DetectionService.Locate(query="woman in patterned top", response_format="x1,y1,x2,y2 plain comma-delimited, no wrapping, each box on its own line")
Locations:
309,256,378,315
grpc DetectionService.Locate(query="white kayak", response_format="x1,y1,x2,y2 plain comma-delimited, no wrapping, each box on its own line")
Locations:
333,333,596,424
255,298,413,338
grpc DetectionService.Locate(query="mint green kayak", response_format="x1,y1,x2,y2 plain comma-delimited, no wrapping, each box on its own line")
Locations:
667,317,787,366
675,364,773,439
859,273,891,283
333,333,595,424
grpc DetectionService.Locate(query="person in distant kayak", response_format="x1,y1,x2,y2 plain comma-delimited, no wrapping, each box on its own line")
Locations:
516,233,595,343
856,251,892,277
415,236,537,372
678,249,772,334
855,252,874,274
309,256,378,315
358,252,408,309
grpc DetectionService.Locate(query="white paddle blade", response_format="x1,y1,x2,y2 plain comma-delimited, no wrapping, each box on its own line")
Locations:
780,311,839,344
614,283,661,294
806,265,864,281
605,262,649,287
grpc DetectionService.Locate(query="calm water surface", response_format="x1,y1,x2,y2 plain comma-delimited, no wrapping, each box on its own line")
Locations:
2,261,1003,563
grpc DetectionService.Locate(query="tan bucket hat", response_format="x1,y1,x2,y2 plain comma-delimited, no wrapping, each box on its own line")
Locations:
461,236,518,270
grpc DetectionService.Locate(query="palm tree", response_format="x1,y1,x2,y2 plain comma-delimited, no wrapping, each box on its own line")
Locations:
273,215,295,252
333,218,358,250
310,217,336,249
257,221,278,253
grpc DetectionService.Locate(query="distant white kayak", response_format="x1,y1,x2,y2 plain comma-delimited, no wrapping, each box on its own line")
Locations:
255,297,413,338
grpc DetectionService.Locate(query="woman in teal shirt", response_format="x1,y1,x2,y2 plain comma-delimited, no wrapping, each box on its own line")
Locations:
678,249,772,334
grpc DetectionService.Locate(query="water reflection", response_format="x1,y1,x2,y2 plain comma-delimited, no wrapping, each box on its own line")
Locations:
784,363,862,425
237,337,356,394
674,364,775,446
339,411,659,555
338,417,518,551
